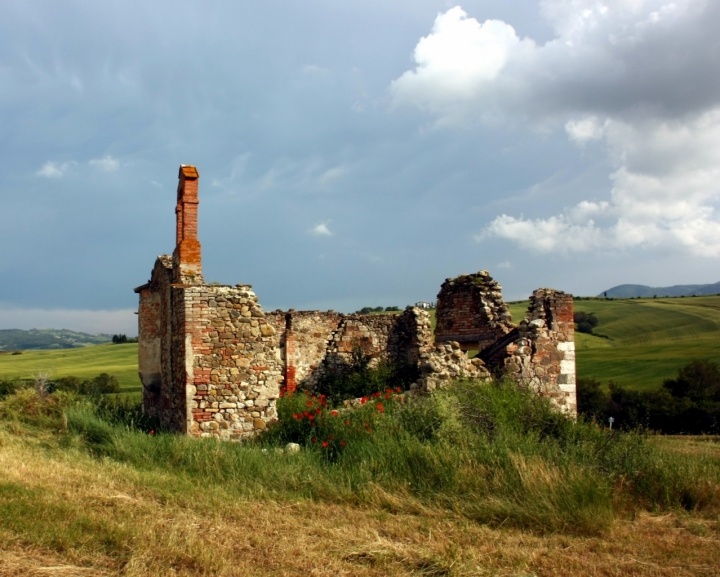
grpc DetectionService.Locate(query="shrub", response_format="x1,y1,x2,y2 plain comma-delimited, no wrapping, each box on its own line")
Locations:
313,348,418,405
89,394,159,433
262,388,399,461
0,378,25,399
52,376,84,394
663,360,720,402
80,373,120,396
574,311,599,334
0,388,77,430
577,377,610,422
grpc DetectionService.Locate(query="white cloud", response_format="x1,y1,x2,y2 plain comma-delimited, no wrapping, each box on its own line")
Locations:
310,222,333,237
317,165,347,188
565,116,607,144
89,155,119,172
394,2,720,257
391,7,535,124
302,64,328,76
493,111,720,256
35,161,73,178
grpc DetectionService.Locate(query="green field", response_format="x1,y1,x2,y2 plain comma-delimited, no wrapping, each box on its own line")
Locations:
1,296,719,393
0,343,140,393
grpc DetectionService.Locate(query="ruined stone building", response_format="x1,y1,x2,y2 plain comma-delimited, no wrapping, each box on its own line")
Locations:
135,166,576,439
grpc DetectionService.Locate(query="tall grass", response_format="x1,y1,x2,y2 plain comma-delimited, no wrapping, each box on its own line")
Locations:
2,380,720,538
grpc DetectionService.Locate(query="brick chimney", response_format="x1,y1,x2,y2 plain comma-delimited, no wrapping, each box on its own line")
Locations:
172,165,203,283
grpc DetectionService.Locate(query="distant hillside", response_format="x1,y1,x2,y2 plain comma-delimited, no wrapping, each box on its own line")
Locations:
0,329,112,351
599,282,720,298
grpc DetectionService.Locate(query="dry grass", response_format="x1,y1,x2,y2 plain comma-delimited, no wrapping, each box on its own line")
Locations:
650,436,720,458
1,429,719,577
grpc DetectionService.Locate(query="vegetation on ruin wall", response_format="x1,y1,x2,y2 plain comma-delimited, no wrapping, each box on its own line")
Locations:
1,380,719,575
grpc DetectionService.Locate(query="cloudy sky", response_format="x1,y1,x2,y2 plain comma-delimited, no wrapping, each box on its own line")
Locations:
2,0,719,334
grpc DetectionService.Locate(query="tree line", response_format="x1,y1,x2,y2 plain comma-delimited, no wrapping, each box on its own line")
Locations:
578,359,720,434
0,373,120,398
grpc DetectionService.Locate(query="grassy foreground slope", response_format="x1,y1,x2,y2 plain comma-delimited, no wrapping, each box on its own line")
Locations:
510,296,720,390
0,343,140,393
1,381,720,576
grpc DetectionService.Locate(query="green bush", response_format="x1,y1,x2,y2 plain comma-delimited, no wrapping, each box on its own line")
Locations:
261,388,398,461
312,348,418,405
0,388,77,430
80,373,120,396
0,378,25,399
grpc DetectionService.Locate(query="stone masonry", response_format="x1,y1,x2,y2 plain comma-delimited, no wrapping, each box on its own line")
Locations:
135,166,577,438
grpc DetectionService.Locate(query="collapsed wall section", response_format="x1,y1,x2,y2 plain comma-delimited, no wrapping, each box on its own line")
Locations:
265,308,435,392
503,289,577,414
435,271,514,351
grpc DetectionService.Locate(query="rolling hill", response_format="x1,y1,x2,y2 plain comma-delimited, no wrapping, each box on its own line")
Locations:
599,282,720,298
0,328,113,351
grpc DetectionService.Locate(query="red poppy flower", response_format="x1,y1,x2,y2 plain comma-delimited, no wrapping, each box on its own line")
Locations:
322,441,329,448
311,437,317,443
376,402,385,413
360,397,367,405
340,441,347,447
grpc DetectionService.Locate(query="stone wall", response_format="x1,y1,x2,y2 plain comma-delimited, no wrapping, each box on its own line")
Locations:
182,284,282,439
265,310,342,388
435,272,514,351
265,308,443,391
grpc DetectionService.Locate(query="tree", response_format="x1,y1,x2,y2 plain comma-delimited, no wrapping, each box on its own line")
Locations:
573,311,599,334
663,360,720,403
576,377,610,421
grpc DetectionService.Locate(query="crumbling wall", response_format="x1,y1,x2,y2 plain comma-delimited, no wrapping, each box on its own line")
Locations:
435,271,514,351
503,289,576,414
435,273,577,415
265,310,342,389
136,255,187,431
264,309,436,392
